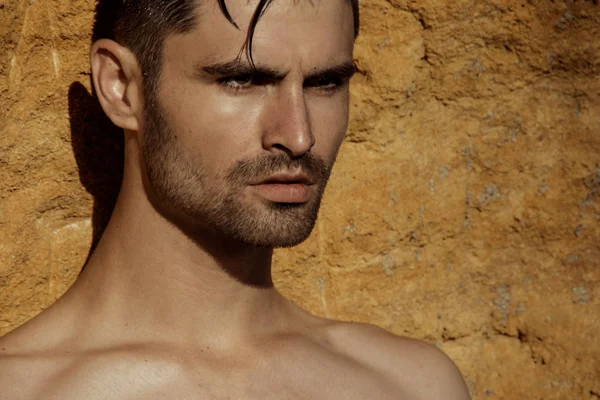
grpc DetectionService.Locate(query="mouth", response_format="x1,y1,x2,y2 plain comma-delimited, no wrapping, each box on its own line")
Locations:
255,173,315,186
250,172,316,203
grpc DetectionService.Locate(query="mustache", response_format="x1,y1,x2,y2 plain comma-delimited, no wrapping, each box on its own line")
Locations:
226,153,330,185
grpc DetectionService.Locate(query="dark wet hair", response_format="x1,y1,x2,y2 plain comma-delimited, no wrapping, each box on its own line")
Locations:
93,0,360,95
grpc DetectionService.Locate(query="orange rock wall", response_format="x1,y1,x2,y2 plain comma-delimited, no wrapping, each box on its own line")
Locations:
1,1,599,399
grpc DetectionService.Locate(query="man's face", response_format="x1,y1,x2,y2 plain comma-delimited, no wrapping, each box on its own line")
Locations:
141,0,355,247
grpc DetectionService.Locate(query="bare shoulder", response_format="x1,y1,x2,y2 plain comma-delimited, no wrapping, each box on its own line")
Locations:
324,321,471,400
0,334,57,400
0,315,87,400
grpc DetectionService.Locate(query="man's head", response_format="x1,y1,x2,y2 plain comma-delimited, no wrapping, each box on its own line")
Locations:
93,0,359,94
91,0,358,248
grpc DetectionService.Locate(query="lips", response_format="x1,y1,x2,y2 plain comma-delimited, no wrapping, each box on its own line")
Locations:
250,172,315,203
256,173,314,186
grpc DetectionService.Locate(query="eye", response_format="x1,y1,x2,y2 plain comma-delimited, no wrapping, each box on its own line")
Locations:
218,75,253,91
306,75,346,94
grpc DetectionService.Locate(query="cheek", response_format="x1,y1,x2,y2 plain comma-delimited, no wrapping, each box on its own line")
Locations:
162,85,265,166
308,94,350,159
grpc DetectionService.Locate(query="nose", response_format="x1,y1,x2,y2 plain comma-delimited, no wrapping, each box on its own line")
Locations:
262,86,315,159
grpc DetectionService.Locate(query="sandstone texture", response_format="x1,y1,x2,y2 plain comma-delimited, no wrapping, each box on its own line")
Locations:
1,1,599,399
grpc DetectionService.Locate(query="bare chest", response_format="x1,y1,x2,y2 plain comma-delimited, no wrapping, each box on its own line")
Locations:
36,360,405,400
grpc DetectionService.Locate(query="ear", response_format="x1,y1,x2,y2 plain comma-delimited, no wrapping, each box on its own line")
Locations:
90,39,142,131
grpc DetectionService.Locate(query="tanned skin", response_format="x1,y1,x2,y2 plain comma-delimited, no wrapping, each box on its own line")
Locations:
0,1,471,399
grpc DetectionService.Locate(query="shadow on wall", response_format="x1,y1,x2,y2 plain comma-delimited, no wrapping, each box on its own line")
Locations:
68,82,124,260
65,1,125,264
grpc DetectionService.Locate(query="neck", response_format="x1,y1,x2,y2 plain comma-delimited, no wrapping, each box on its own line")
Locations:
66,147,297,349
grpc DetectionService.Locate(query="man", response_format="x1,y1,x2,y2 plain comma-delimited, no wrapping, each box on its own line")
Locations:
0,0,471,398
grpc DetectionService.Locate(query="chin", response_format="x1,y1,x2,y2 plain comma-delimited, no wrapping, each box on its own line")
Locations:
214,198,321,248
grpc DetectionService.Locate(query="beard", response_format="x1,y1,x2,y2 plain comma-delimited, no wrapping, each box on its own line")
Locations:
140,96,333,248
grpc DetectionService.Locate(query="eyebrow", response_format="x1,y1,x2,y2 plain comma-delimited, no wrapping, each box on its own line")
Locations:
196,59,286,81
194,59,357,83
305,61,357,83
